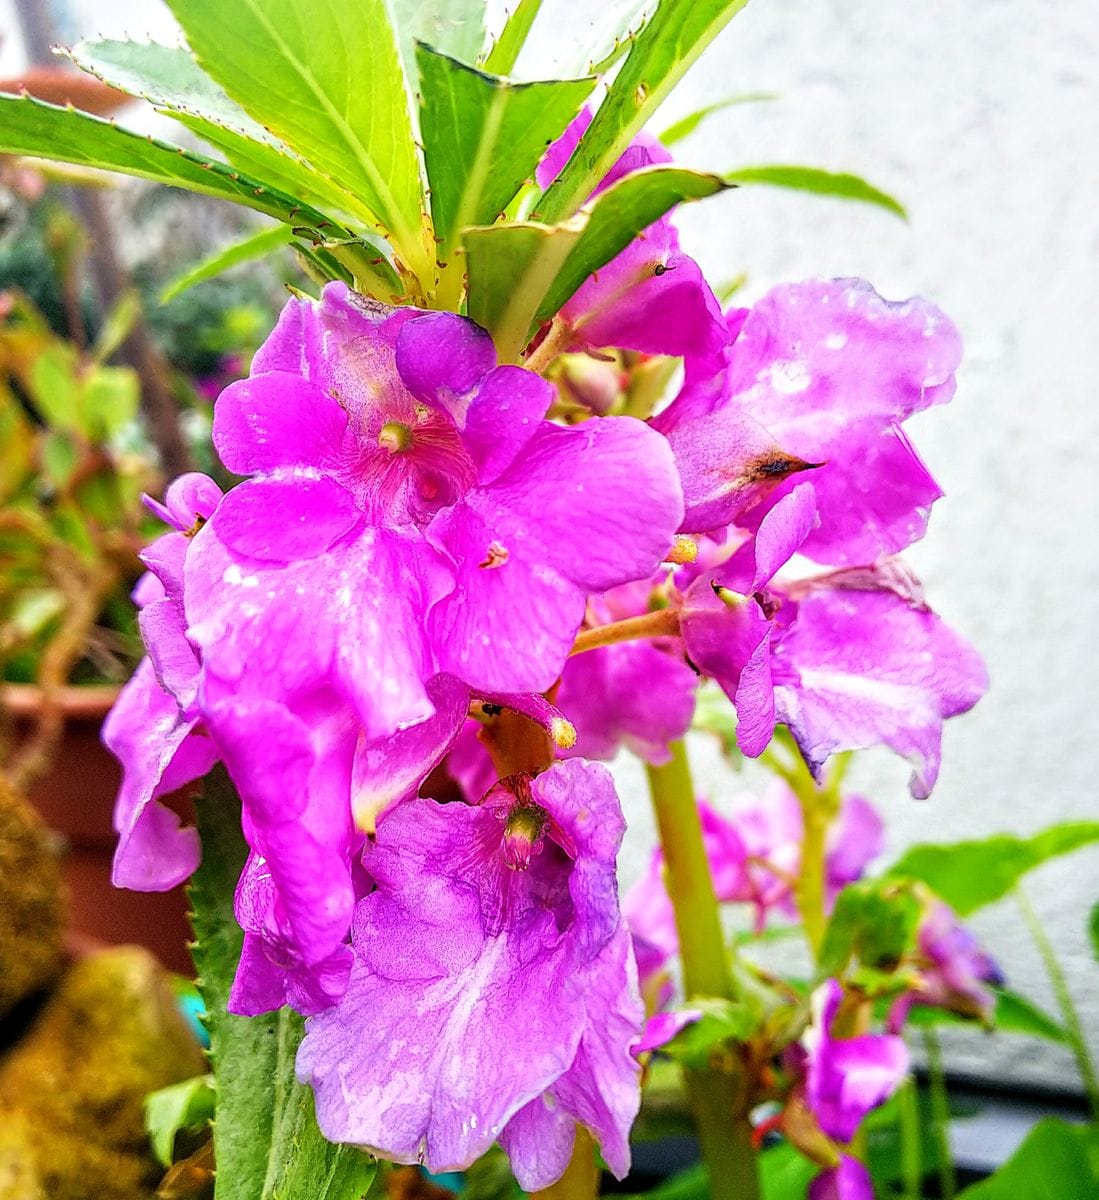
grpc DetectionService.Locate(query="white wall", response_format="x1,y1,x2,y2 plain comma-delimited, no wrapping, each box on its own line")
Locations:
14,0,1098,1093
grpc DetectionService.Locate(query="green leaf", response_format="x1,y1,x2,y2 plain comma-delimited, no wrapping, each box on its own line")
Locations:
145,1074,216,1168
387,0,486,82
160,225,295,303
895,988,1068,1043
759,1141,820,1199
656,999,758,1069
659,93,778,145
67,37,367,221
481,0,545,75
66,37,275,144
82,366,142,442
465,216,586,361
91,289,141,365
956,1119,1099,1199
0,93,346,233
724,165,907,219
819,879,923,979
886,822,1099,916
466,163,724,360
1089,900,1099,963
555,1,657,77
533,0,750,223
166,0,425,262
417,43,593,251
189,769,376,1200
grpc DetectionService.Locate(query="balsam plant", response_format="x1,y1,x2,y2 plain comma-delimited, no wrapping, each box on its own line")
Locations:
3,2,1096,1198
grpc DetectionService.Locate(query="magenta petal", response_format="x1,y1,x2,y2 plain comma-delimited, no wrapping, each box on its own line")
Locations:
213,373,349,475
462,365,553,484
772,573,988,797
633,1009,703,1057
809,1157,875,1200
499,1098,576,1192
350,673,469,831
211,477,362,563
139,598,200,714
395,312,497,424
750,483,819,591
105,659,213,891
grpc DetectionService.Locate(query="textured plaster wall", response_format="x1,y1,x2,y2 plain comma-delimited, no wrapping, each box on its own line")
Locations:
7,0,1096,1094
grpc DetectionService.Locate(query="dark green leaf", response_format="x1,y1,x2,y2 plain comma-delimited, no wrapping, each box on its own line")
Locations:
0,94,345,233
166,0,425,265
189,769,376,1200
659,93,778,145
759,1141,820,1199
819,879,923,979
145,1074,215,1167
466,163,724,360
160,225,294,303
533,0,750,222
724,165,907,219
481,0,545,75
956,1119,1099,1199
886,822,1099,916
417,43,593,251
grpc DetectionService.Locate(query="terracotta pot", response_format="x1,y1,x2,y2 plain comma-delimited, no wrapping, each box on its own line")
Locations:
1,684,195,975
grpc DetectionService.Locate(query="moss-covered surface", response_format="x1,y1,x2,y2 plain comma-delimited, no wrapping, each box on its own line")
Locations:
0,774,66,1017
0,946,207,1200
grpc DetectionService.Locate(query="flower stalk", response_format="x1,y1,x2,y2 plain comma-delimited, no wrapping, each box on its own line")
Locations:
645,740,761,1200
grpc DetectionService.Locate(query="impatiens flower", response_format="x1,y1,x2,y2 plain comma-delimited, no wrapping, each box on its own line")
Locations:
659,278,962,564
556,581,697,765
889,900,1003,1031
803,980,908,1144
537,109,727,362
297,759,643,1188
106,474,222,891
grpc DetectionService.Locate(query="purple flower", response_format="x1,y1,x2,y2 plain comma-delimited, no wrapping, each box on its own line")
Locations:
803,980,908,1144
556,582,697,765
105,474,222,891
297,759,643,1188
658,278,962,564
537,109,727,362
889,900,1003,1030
809,1155,875,1200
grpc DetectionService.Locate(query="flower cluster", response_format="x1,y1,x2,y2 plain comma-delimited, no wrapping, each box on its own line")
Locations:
105,114,987,1186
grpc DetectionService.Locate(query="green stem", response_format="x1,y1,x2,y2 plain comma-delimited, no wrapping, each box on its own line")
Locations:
645,741,760,1200
897,1077,923,1200
531,1127,600,1200
1016,884,1099,1119
923,1029,956,1200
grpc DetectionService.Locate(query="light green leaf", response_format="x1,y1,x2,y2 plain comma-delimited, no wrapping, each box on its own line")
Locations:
1089,900,1099,964
83,366,141,442
67,37,367,221
91,289,141,364
0,94,345,233
886,822,1099,916
145,1074,215,1168
466,217,586,361
417,43,593,252
725,165,907,219
166,0,425,264
956,1119,1099,1199
656,999,758,1070
659,92,778,145
481,0,545,75
466,163,724,360
534,0,750,222
387,0,486,82
160,225,294,303
556,1,658,78
66,37,275,143
190,769,376,1200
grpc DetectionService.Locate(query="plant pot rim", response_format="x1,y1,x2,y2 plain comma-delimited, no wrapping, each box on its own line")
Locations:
0,682,122,720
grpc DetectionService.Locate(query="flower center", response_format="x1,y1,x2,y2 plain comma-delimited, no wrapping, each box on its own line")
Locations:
378,420,412,453
502,802,550,871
